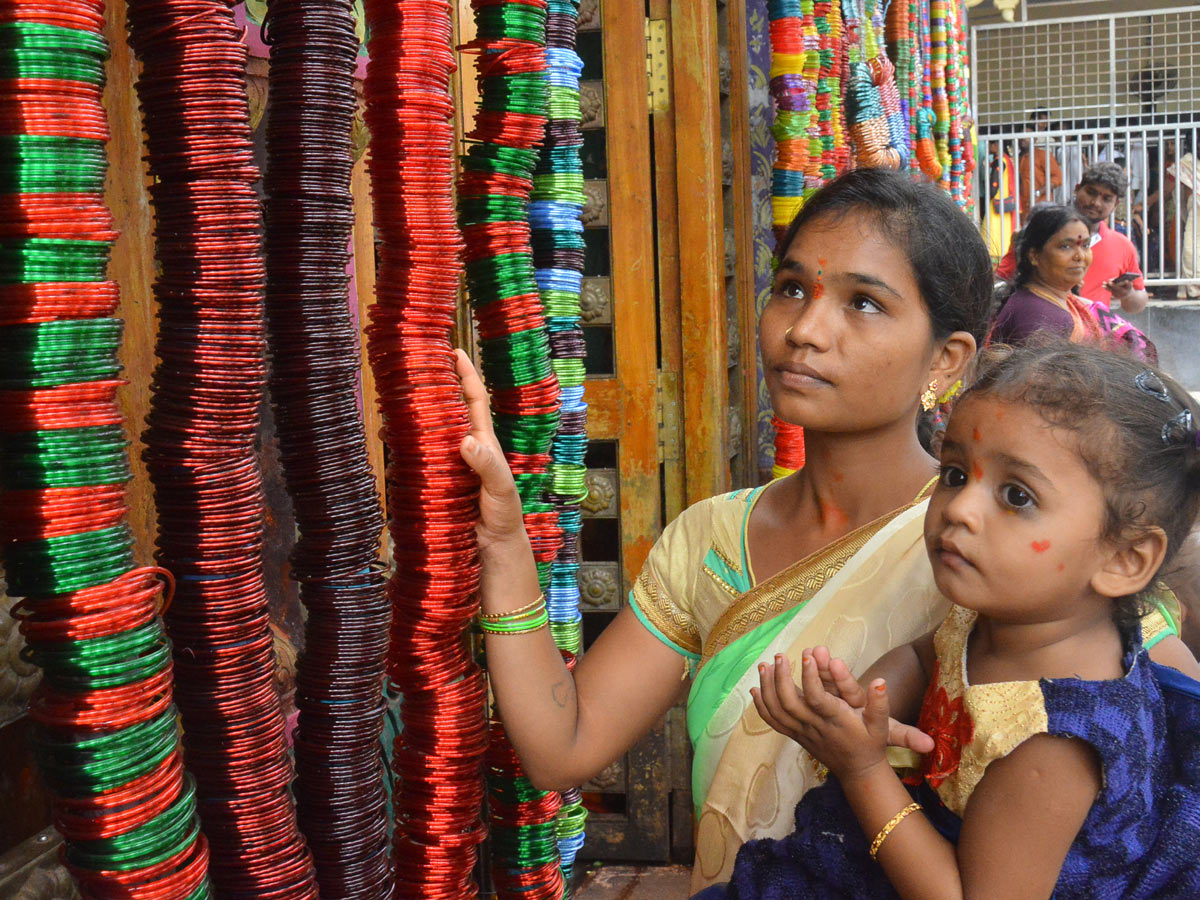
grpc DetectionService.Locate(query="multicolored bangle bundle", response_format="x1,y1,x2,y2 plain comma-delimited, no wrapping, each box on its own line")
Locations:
535,0,590,881
361,0,489,896
0,4,210,898
125,1,318,896
262,2,394,898
459,0,571,896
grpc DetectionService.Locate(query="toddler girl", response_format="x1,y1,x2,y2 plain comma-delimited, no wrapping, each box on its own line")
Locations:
711,342,1200,899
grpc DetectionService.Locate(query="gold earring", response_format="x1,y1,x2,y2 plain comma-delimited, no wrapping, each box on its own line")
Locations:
920,381,938,412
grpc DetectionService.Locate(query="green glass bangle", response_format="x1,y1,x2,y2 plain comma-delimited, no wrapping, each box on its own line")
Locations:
477,607,548,635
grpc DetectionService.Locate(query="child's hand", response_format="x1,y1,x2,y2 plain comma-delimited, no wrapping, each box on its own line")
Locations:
752,651,910,780
809,647,934,755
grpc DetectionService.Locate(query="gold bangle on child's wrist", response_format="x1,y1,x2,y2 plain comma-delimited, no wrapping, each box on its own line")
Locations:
869,802,922,860
477,592,548,635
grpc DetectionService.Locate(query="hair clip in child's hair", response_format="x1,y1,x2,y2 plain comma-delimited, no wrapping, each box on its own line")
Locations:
1136,369,1172,404
1161,408,1196,448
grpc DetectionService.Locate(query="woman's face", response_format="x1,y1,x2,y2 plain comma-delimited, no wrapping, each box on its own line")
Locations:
760,210,940,434
1029,220,1092,293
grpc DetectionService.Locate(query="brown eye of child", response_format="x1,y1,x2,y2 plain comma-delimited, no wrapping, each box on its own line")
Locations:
1002,484,1033,509
939,465,966,488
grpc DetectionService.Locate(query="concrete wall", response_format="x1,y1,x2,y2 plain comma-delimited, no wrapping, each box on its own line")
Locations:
1126,300,1200,390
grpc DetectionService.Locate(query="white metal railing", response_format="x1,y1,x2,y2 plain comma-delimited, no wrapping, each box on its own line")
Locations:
971,5,1200,293
976,126,1199,292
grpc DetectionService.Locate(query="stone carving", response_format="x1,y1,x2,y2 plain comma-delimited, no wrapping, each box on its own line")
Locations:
579,82,604,129
581,470,618,517
1,588,40,727
582,181,609,228
579,563,620,609
579,278,612,324
728,407,743,456
578,0,600,30
586,759,623,791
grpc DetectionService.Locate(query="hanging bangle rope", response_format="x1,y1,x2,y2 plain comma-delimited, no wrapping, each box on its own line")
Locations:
0,3,210,898
459,0,568,896
260,3,394,898
361,0,488,896
124,1,318,897
534,1,589,879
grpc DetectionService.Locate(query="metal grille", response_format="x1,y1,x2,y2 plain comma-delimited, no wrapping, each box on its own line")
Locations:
972,6,1200,127
972,6,1200,293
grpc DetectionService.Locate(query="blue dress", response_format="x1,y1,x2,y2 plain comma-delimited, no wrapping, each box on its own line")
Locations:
722,606,1200,900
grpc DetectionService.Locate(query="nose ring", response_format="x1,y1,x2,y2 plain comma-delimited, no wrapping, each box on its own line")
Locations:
784,326,794,340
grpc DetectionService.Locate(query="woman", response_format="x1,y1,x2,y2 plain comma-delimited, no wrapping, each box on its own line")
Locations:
459,171,1181,891
984,140,1017,264
991,204,1156,362
1168,149,1200,299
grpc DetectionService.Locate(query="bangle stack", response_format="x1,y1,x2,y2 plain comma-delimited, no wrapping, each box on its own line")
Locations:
478,592,550,635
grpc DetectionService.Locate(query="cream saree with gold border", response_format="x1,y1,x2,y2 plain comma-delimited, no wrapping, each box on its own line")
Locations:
627,484,946,892
685,500,946,892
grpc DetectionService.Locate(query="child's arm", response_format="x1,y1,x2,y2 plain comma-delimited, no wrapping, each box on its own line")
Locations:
753,655,1099,900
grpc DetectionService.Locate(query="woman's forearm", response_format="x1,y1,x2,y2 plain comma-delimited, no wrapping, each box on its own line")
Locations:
478,535,687,789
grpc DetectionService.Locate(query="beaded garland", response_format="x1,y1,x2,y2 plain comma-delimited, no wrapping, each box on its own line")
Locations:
125,0,319,896
458,0,567,896
534,0,590,883
0,4,210,898
261,1,394,898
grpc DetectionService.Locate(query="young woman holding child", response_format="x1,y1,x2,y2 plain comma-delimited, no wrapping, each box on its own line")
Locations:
455,169,1196,892
717,343,1200,899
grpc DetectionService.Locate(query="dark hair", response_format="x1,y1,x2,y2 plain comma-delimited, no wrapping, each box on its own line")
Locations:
995,204,1088,311
963,342,1200,629
1078,162,1129,197
774,168,994,344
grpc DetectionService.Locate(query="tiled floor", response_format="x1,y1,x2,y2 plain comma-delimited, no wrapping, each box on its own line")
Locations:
571,863,694,899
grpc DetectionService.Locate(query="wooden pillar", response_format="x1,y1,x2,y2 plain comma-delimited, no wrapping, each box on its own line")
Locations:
105,0,157,567
670,0,730,506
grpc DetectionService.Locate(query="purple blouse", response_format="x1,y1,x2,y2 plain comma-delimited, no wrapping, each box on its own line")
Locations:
989,287,1075,346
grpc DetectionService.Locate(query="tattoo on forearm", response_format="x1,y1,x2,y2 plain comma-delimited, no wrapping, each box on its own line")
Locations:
551,679,574,709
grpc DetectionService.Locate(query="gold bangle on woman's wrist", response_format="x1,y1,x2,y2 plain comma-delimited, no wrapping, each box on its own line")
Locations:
479,593,545,621
869,802,922,860
477,592,548,635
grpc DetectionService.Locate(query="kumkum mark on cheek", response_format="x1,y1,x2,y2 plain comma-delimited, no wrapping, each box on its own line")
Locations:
1031,540,1051,554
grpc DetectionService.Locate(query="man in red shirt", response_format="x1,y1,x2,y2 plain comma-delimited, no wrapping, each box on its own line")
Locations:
996,162,1149,313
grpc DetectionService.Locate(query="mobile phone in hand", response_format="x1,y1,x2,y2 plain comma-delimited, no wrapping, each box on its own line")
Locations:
1110,272,1138,285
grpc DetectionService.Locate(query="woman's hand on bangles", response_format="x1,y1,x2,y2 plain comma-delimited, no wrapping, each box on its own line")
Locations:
455,348,529,555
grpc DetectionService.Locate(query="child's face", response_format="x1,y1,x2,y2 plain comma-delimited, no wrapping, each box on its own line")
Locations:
923,395,1112,621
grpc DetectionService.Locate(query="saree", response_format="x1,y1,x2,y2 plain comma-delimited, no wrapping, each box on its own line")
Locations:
627,484,944,892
